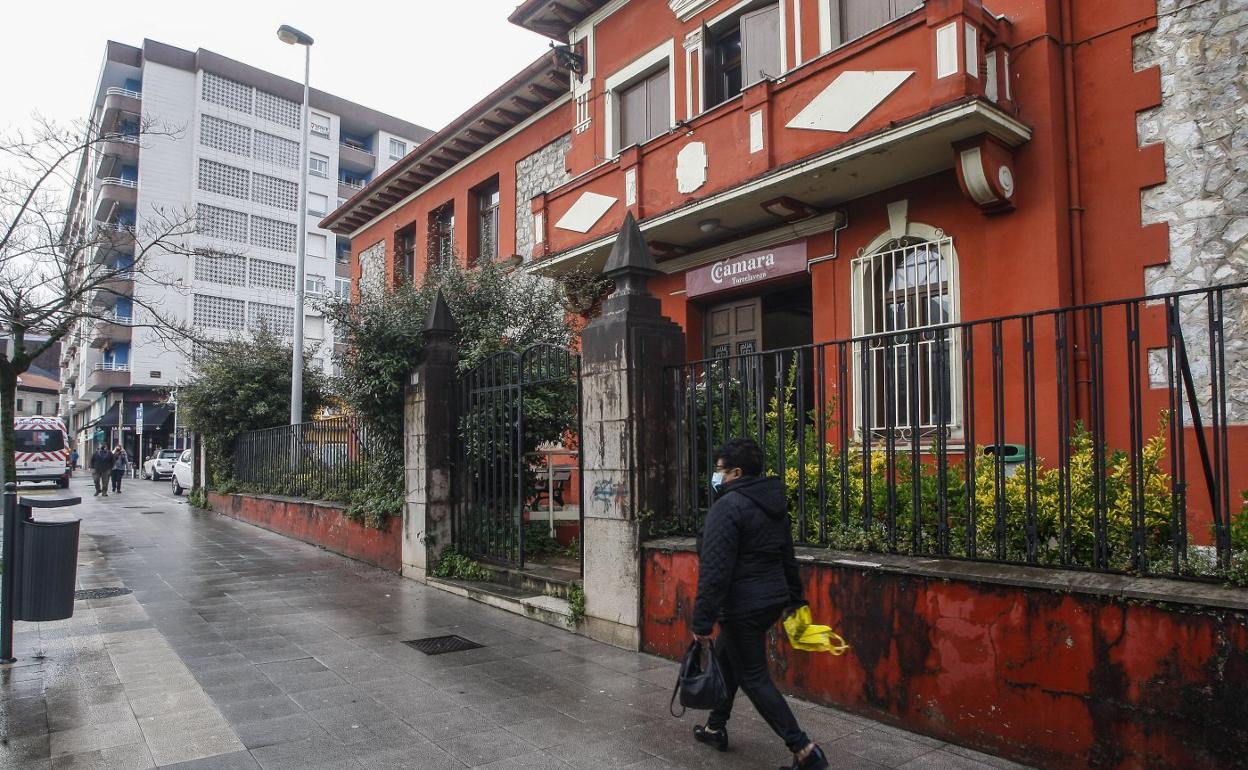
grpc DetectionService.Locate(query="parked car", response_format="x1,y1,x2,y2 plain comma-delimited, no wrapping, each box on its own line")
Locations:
171,448,193,496
142,449,182,480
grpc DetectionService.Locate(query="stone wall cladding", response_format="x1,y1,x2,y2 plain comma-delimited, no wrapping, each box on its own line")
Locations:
1135,0,1248,422
358,240,386,296
515,134,572,262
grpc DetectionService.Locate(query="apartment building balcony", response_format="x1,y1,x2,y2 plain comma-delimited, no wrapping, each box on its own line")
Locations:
94,177,138,220
101,87,141,131
90,270,134,307
92,221,136,263
85,361,130,393
338,140,377,174
89,312,134,348
95,134,140,176
338,178,366,201
533,3,1030,270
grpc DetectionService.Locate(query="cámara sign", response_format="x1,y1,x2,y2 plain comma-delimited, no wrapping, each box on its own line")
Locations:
685,240,807,298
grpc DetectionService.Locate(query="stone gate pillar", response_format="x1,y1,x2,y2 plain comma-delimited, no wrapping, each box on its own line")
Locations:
580,212,686,649
402,291,458,582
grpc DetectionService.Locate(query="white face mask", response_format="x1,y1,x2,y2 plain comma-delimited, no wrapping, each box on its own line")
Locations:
711,471,725,493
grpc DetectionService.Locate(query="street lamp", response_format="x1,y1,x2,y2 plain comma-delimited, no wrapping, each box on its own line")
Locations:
278,23,314,426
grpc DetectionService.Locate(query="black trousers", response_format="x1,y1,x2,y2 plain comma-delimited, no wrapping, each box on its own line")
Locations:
110,469,124,492
707,604,810,753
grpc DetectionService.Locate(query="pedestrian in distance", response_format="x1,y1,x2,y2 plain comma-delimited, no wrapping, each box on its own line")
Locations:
90,446,113,497
110,445,129,494
70,448,79,472
689,437,829,770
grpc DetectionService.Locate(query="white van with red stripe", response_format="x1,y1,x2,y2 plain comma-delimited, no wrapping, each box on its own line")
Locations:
14,416,71,488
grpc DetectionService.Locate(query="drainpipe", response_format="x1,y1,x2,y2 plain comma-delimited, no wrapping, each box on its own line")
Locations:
1060,0,1090,422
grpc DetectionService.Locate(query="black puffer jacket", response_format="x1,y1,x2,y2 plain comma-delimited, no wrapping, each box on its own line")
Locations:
691,476,804,635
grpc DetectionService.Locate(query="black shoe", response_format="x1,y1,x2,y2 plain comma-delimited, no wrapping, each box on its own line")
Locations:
781,744,829,770
693,725,728,752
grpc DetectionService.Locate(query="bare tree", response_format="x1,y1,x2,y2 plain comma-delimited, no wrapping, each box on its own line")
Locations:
0,116,203,484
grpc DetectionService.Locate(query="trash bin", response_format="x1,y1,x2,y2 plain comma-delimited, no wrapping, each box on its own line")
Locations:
982,444,1031,478
14,518,80,622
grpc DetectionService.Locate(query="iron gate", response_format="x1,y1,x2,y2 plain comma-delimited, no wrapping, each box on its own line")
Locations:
451,344,583,570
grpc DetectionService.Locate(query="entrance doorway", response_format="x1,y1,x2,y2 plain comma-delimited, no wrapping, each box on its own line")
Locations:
704,284,812,357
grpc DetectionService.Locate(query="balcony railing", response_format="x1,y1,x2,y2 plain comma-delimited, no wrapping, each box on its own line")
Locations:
104,86,142,99
100,311,135,326
338,178,365,190
99,177,138,189
93,361,130,373
339,141,374,156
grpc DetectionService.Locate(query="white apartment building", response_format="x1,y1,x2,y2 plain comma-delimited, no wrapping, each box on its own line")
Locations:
60,39,431,458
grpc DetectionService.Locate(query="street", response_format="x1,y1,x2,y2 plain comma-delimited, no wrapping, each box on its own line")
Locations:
1,474,1028,769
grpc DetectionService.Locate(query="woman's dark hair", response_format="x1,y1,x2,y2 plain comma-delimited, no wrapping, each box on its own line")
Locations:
714,438,764,477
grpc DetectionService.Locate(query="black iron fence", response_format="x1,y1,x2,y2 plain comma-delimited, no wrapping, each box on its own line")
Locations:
231,416,390,501
666,282,1247,581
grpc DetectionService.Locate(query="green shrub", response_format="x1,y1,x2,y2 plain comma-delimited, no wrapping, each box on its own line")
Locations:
523,521,577,558
188,487,210,510
566,583,586,627
430,547,492,581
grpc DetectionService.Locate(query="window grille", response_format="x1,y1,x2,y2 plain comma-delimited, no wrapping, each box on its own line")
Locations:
201,72,253,113
252,173,299,211
247,301,295,336
193,251,246,286
192,294,245,330
255,131,300,168
248,258,296,292
255,89,301,129
199,114,251,157
197,158,250,200
310,113,331,138
196,204,248,243
250,215,297,253
850,234,960,439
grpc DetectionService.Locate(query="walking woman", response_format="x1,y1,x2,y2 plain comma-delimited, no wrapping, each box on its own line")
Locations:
690,437,829,770
110,445,129,494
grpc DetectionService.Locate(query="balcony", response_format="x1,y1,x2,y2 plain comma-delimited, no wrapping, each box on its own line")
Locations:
338,141,376,174
338,178,365,201
92,221,136,263
89,312,134,348
94,177,138,220
90,270,134,307
85,361,130,393
533,4,1029,270
95,134,140,176
100,87,141,131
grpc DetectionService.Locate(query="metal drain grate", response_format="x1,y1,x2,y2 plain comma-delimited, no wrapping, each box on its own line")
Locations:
139,511,164,515
403,635,483,655
75,587,133,600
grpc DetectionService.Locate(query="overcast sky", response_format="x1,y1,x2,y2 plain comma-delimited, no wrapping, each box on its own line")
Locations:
0,0,552,137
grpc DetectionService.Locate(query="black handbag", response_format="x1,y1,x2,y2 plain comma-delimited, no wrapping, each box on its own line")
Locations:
669,639,729,717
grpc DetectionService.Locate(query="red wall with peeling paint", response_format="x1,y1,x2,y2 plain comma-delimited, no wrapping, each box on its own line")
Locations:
642,545,1248,770
208,492,401,572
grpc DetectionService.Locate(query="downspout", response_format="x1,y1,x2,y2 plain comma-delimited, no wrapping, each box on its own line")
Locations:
1060,0,1090,422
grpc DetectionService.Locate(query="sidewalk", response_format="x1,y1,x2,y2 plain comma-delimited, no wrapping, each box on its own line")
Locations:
0,476,1031,769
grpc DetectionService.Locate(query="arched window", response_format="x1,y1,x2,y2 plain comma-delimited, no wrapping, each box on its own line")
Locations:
851,230,960,440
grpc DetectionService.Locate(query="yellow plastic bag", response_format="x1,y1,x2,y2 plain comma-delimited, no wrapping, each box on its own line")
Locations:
783,605,850,655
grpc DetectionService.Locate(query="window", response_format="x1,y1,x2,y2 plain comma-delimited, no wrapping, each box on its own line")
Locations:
335,277,351,299
194,251,246,286
394,225,416,281
310,113,331,139
388,138,407,159
618,67,670,150
308,192,329,217
851,233,960,439
256,131,300,168
15,399,23,412
428,204,455,268
307,233,327,259
248,258,296,291
474,178,501,265
197,158,250,200
704,3,781,109
35,401,42,415
309,152,329,178
252,173,299,211
196,204,248,243
201,72,252,113
192,294,246,330
255,90,301,129
250,216,298,252
305,274,326,295
826,0,912,48
200,114,251,156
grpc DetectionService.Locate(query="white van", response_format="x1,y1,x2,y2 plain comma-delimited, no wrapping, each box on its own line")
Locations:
14,416,72,488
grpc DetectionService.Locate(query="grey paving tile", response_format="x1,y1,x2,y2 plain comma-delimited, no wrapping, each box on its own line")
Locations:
48,717,144,757
546,733,659,769
47,741,155,769
830,729,940,768
347,743,465,769
231,712,328,750
435,726,538,767
157,749,262,769
475,750,572,769
898,749,1012,770
218,695,302,724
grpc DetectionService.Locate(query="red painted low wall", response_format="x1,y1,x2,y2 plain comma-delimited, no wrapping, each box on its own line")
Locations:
642,540,1248,770
208,492,401,572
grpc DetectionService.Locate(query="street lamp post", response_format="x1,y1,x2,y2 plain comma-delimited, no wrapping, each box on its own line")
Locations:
278,24,314,427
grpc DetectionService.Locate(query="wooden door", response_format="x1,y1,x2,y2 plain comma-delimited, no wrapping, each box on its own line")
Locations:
706,297,761,358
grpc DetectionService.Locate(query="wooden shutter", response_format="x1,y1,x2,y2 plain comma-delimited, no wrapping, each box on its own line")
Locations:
619,78,648,149
701,22,720,112
842,0,902,43
646,68,671,142
741,4,781,87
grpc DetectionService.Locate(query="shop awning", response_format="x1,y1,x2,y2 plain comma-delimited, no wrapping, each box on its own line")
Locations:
87,402,173,431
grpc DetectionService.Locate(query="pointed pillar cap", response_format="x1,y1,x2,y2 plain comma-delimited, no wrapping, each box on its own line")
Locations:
424,289,458,334
603,212,659,277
